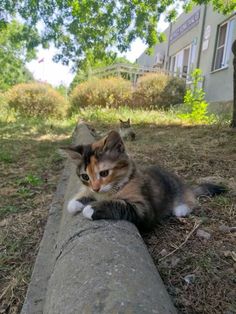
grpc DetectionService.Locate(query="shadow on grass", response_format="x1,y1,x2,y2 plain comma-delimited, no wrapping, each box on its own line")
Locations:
0,117,76,139
0,114,235,314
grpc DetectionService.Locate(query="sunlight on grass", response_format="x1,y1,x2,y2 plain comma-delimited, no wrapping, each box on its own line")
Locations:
1,102,230,130
76,106,180,125
0,116,76,140
74,105,227,126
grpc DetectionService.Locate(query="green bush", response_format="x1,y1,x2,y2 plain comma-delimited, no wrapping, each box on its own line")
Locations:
70,77,132,113
7,82,69,118
133,73,186,109
178,69,214,123
162,76,186,106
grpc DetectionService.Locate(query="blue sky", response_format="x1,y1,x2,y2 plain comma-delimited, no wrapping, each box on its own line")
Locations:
26,17,169,87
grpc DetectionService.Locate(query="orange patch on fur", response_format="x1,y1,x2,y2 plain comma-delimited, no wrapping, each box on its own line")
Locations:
116,178,144,204
86,156,97,177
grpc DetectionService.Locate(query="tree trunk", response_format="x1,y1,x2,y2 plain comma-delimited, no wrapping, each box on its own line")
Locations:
231,40,236,128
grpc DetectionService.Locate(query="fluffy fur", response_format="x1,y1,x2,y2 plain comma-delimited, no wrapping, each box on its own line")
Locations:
62,131,226,231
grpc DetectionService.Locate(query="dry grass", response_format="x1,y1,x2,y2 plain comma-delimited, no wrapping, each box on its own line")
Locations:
125,123,236,314
93,121,236,313
0,118,74,314
1,115,235,314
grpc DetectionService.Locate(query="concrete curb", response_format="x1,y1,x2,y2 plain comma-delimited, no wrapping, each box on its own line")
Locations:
21,123,177,314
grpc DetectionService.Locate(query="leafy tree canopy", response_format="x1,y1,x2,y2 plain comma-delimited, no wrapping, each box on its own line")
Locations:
0,20,40,90
0,0,235,67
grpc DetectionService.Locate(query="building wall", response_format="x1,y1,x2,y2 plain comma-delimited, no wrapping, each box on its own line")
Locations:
136,5,236,105
168,5,205,70
136,50,156,67
136,29,169,68
199,7,236,102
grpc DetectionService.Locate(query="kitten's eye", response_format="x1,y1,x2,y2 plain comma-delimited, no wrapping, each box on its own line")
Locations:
100,170,109,177
81,173,89,181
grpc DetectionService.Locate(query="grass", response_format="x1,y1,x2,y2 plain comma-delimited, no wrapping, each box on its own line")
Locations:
79,108,235,313
124,123,235,314
0,106,235,313
0,115,75,313
78,106,182,125
77,105,232,126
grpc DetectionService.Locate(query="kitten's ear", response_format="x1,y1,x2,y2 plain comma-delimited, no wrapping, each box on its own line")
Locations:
103,131,125,153
119,119,124,123
127,118,130,123
59,145,83,164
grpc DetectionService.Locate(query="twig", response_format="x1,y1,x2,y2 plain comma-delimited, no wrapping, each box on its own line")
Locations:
158,220,201,262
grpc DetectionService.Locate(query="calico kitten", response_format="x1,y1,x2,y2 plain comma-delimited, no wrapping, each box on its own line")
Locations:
119,119,136,141
62,131,226,231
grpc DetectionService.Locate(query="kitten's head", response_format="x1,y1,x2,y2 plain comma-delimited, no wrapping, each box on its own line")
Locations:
61,131,130,193
119,118,131,129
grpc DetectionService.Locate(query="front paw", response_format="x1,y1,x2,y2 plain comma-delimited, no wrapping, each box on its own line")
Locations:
82,202,110,221
82,205,94,220
67,199,84,214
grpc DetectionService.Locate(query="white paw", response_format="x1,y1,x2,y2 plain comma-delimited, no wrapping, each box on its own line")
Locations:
173,204,191,217
67,199,84,214
82,205,94,220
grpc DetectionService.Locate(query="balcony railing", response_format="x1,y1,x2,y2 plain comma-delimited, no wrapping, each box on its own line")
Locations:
90,63,204,88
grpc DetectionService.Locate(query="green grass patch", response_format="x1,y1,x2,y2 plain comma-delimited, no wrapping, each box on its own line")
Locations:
74,105,227,127
17,174,44,187
0,205,22,218
0,151,14,163
77,105,181,125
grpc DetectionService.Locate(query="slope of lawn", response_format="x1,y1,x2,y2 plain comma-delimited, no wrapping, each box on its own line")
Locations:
0,107,235,314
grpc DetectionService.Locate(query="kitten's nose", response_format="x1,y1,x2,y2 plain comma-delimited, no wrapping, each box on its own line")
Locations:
92,180,100,192
93,187,100,192
92,183,100,192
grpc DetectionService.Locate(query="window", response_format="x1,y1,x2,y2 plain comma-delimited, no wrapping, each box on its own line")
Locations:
171,51,183,75
170,56,176,73
213,18,235,71
189,41,197,73
171,45,192,78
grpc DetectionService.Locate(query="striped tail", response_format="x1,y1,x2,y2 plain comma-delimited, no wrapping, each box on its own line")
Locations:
193,183,227,197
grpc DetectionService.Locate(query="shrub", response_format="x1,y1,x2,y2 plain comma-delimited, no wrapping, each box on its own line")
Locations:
7,82,69,118
70,77,132,113
0,92,9,118
162,76,186,106
178,69,214,123
133,73,186,109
